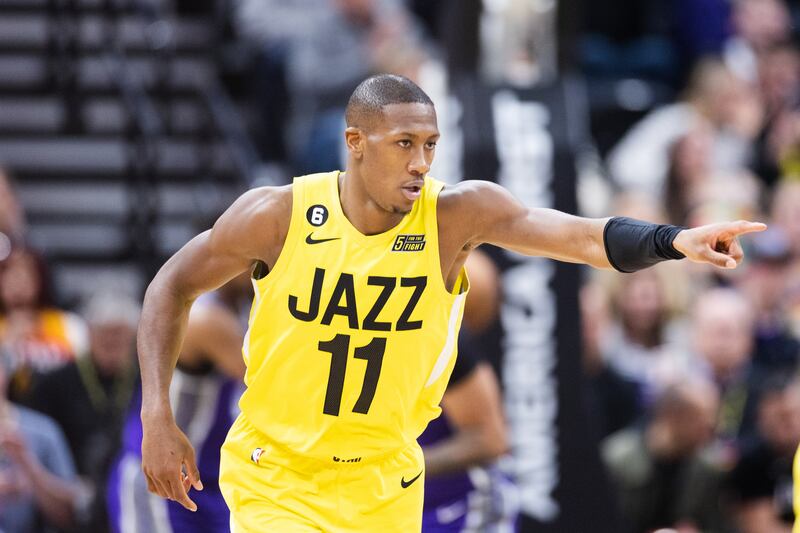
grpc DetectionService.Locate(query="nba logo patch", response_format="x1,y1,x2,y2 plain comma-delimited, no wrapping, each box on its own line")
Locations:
251,447,264,464
392,234,426,252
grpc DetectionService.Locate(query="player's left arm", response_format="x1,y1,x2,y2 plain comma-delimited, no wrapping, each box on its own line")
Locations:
442,180,766,270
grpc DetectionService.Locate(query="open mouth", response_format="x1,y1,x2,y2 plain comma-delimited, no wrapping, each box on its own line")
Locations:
401,184,422,201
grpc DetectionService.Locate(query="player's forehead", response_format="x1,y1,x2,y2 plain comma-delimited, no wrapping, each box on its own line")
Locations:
376,102,438,138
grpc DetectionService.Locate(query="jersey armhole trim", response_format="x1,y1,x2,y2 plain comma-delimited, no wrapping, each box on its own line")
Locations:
252,179,303,291
427,181,468,298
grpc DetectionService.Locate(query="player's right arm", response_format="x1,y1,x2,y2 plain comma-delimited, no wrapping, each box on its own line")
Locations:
138,185,291,511
440,180,765,271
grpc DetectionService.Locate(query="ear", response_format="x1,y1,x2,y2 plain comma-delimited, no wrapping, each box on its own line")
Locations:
345,127,364,159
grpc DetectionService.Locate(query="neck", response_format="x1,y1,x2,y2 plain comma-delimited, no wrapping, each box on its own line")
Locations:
339,169,404,236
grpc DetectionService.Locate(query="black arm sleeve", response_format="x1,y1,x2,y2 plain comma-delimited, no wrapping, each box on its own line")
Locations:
603,217,685,273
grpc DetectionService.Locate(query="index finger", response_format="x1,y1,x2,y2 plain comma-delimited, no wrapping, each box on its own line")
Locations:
167,477,197,512
723,221,767,237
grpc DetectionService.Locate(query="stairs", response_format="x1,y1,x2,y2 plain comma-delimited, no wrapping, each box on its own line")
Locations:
0,0,256,304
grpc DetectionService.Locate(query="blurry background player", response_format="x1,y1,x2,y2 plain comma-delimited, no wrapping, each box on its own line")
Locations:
420,250,517,532
107,274,250,533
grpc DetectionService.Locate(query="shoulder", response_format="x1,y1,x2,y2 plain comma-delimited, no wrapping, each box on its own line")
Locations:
438,180,521,217
438,179,501,205
437,180,525,246
209,184,293,254
223,184,293,226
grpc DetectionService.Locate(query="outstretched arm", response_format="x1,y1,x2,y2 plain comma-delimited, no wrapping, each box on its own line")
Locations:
442,180,765,270
138,185,290,511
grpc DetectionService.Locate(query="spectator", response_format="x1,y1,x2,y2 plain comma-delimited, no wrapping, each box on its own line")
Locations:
775,181,800,338
581,280,642,439
735,227,799,373
726,375,800,532
758,42,800,120
723,0,792,83
602,379,728,533
0,353,81,533
759,109,800,185
771,180,800,258
28,288,140,533
664,121,762,227
664,121,715,225
600,263,690,408
0,247,88,403
690,288,761,451
608,58,763,196
234,0,423,174
420,249,517,532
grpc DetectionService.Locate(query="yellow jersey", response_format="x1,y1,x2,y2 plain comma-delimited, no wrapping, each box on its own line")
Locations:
239,171,468,463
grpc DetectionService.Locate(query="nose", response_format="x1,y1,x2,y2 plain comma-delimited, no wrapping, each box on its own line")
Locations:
408,147,430,177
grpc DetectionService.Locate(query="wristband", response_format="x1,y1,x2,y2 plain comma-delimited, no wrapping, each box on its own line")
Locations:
603,217,685,273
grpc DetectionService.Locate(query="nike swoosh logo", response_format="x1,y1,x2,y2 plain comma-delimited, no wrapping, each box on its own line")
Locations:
400,470,423,489
306,233,341,245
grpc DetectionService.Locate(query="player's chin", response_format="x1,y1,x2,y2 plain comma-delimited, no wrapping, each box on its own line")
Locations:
390,196,414,214
391,204,414,215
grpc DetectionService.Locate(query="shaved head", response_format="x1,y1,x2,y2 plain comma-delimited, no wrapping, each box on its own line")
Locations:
345,74,434,129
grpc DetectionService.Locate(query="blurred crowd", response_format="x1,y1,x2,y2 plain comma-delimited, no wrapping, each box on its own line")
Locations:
583,0,800,531
1,0,800,532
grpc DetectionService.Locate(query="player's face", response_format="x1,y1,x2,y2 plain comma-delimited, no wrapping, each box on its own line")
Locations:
361,103,439,214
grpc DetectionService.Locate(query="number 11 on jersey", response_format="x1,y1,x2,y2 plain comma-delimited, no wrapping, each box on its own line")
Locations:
318,335,386,416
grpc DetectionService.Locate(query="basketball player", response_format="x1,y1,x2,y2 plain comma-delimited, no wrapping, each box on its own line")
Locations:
421,249,515,532
138,74,765,532
109,276,248,533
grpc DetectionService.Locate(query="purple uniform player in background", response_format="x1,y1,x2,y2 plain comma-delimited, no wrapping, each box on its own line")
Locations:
108,373,241,532
107,278,250,533
419,339,519,533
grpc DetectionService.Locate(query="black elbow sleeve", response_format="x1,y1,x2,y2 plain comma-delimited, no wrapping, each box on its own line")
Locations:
603,217,685,273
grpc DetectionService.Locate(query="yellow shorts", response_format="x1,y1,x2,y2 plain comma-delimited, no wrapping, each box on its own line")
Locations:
219,414,425,532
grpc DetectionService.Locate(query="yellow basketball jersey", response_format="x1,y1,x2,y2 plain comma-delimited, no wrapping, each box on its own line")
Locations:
239,171,468,462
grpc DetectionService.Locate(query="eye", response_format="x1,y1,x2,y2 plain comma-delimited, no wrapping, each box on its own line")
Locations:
425,142,437,150
397,140,412,148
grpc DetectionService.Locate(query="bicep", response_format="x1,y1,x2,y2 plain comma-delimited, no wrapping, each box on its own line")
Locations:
157,230,252,301
152,188,284,300
449,181,610,268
